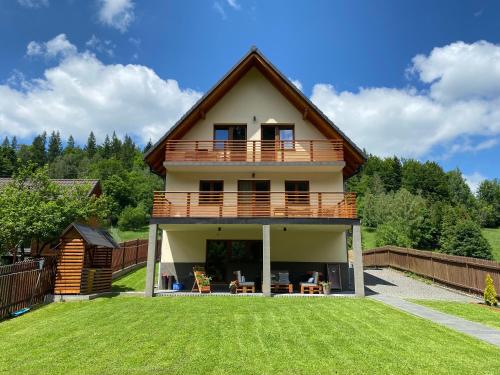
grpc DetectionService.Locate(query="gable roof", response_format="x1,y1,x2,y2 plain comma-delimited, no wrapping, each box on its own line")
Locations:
144,47,366,177
0,178,101,197
61,223,119,248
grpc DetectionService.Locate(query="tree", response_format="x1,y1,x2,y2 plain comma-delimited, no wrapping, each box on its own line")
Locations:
117,204,148,230
65,135,76,154
447,169,475,207
121,134,136,168
440,207,493,259
477,179,500,228
402,160,449,202
101,134,112,158
31,132,47,167
47,131,63,162
379,156,402,192
0,166,111,256
144,139,153,153
0,137,17,177
85,132,97,158
111,131,122,157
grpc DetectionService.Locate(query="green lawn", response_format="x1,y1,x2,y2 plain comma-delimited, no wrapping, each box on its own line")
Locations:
109,226,149,242
112,264,158,292
362,227,377,250
412,300,500,330
1,298,499,374
482,228,500,261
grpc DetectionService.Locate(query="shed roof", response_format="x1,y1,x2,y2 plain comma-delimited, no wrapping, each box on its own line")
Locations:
62,223,119,249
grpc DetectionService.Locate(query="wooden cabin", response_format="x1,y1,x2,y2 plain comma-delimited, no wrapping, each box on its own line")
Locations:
54,223,119,295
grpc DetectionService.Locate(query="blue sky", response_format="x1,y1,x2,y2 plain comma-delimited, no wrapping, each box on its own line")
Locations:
1,0,499,189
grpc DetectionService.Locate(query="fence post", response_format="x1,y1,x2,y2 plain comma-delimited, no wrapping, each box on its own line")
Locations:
121,243,126,270
135,239,139,265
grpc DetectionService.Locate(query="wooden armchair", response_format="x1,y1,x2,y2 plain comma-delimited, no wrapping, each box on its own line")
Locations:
300,271,321,294
234,270,255,293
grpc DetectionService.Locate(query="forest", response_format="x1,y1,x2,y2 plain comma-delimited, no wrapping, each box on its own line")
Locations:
1,132,499,260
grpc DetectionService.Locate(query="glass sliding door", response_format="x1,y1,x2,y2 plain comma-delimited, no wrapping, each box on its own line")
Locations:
237,180,270,217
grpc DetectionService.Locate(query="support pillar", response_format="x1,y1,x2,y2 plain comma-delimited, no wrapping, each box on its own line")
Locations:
262,225,271,296
352,224,365,297
145,223,158,297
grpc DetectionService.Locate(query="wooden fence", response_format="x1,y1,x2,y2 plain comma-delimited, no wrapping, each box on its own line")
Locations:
0,257,56,320
363,246,500,295
111,239,159,273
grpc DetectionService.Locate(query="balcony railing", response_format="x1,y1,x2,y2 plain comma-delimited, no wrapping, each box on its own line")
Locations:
152,192,356,219
164,140,344,163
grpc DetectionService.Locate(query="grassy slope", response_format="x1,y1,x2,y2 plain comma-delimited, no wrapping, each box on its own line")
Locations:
109,226,149,242
362,227,377,250
111,264,158,292
481,228,500,261
1,298,499,374
412,300,500,330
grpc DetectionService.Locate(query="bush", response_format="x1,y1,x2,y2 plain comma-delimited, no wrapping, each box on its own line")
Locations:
117,204,148,231
484,274,498,306
440,211,493,260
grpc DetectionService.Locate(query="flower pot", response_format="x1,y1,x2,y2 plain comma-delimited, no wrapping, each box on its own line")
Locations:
323,287,331,295
230,286,237,294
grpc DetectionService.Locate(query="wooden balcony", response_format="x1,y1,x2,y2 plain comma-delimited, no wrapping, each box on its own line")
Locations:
152,192,357,219
164,140,344,163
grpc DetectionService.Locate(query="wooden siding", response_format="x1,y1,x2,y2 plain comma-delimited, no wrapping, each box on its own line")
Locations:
54,238,85,294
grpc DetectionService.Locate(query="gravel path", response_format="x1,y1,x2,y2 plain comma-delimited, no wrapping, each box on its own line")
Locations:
364,268,478,302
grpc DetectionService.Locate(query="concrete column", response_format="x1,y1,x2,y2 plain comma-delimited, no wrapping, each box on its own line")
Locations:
262,225,271,296
352,224,365,297
145,223,158,297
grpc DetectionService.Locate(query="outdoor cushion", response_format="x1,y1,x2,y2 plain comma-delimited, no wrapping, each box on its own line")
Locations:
307,277,314,283
239,281,255,286
300,282,317,286
278,272,290,284
235,270,242,283
312,271,319,284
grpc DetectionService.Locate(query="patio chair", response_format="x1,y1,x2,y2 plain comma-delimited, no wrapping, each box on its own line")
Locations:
300,271,321,294
234,270,255,293
271,271,293,293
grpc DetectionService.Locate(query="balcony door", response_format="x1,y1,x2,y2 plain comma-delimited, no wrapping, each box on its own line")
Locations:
237,180,270,217
214,125,247,161
261,125,294,161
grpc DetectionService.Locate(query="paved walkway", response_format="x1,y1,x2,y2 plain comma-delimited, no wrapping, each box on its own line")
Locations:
371,294,500,347
364,268,476,301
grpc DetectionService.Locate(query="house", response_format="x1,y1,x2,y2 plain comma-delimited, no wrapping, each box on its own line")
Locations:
143,47,366,296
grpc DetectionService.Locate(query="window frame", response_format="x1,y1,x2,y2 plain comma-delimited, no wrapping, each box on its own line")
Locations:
199,180,224,205
285,180,310,205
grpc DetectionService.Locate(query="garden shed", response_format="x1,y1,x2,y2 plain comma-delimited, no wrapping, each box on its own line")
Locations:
54,223,119,295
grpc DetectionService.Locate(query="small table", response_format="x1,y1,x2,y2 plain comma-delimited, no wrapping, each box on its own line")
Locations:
271,283,293,293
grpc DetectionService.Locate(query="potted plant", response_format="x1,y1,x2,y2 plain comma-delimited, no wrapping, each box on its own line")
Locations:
195,273,212,293
321,281,331,295
229,280,238,294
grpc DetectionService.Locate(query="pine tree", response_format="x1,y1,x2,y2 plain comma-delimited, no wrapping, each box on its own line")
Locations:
85,131,97,158
102,134,112,158
47,131,62,162
65,135,76,154
144,139,153,153
31,132,47,167
121,134,136,167
0,137,15,177
111,131,122,157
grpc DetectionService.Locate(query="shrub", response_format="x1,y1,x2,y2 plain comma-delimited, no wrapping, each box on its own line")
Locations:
484,274,498,306
440,212,493,260
117,204,148,231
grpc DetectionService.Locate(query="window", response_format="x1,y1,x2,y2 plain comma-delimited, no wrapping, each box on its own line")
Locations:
285,181,309,205
214,125,247,150
261,125,295,150
200,180,224,205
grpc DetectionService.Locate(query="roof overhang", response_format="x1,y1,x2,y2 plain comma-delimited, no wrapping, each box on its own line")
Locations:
144,47,366,178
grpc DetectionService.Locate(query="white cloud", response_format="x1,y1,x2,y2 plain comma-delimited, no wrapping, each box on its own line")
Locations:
227,0,240,10
26,34,77,59
290,79,303,91
98,0,135,33
1,36,202,145
311,40,500,158
213,2,226,19
18,0,49,8
464,172,486,193
86,35,115,57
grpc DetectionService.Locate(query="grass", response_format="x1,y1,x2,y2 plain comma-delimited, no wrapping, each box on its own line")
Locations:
111,264,158,292
482,228,500,261
412,300,500,330
362,227,377,250
1,297,499,374
109,226,149,242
